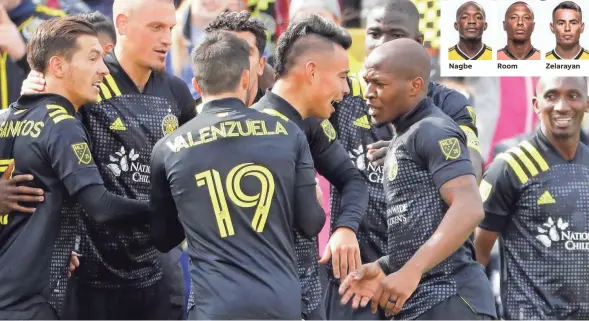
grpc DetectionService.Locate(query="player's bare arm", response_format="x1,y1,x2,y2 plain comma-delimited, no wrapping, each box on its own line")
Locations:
0,161,44,213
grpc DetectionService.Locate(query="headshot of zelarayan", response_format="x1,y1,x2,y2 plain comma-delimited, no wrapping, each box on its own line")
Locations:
448,1,492,60
546,0,589,60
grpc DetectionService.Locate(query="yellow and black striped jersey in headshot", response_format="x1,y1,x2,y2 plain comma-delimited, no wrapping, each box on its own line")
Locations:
545,48,589,60
448,44,492,60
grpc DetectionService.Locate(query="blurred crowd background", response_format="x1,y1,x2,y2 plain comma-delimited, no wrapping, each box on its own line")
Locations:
3,0,588,317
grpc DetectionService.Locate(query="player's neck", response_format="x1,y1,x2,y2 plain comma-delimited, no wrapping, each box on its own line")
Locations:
458,39,483,57
115,45,151,92
201,92,246,106
506,40,533,59
555,44,582,59
44,78,81,112
271,79,310,119
542,126,579,160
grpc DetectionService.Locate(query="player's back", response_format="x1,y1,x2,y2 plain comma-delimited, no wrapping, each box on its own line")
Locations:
0,94,78,313
158,98,319,319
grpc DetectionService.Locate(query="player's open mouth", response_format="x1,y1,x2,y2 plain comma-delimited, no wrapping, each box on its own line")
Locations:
154,49,168,56
92,81,102,90
554,117,572,127
367,104,380,116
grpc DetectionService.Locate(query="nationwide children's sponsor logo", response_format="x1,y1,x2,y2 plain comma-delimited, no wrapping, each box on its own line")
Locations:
536,217,589,251
107,146,150,183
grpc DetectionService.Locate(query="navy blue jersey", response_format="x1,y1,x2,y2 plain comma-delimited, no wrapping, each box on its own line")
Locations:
480,129,589,319
150,98,324,319
0,94,102,315
378,98,495,319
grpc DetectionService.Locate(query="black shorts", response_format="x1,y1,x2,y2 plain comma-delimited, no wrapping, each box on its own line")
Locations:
416,294,495,320
0,302,57,320
324,279,385,320
75,278,170,320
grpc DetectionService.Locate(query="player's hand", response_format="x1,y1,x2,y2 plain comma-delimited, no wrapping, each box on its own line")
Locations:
0,161,44,213
339,262,385,310
21,70,46,95
315,178,323,207
372,266,421,317
68,251,80,278
319,227,361,280
0,5,26,61
366,140,390,167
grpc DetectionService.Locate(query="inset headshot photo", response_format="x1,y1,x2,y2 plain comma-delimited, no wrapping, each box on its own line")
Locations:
449,1,493,60
546,1,589,60
498,1,541,60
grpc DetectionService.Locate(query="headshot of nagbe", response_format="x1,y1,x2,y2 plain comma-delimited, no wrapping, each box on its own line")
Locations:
448,1,492,61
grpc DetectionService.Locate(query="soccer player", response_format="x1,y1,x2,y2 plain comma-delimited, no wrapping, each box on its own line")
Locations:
0,0,65,109
338,38,496,320
252,14,369,319
474,76,589,320
324,1,483,319
546,1,589,60
150,30,326,320
202,12,369,320
0,16,148,319
449,1,492,61
498,1,540,60
15,0,196,318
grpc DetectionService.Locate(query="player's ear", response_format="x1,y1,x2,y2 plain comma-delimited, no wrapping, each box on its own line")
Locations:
502,20,507,32
584,98,589,113
305,61,317,83
549,22,555,34
415,33,424,45
192,77,202,96
532,97,541,115
530,21,535,33
410,77,424,97
240,69,250,91
115,14,128,36
103,43,115,55
454,21,459,32
483,21,487,31
48,56,65,78
257,56,266,77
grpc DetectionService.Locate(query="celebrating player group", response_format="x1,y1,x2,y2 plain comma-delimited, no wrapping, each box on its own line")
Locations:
0,0,587,319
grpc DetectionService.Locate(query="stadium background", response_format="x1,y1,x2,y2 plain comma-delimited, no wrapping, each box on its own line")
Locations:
9,0,585,309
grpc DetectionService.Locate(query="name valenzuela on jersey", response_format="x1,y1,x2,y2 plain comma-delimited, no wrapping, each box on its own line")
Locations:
167,119,288,152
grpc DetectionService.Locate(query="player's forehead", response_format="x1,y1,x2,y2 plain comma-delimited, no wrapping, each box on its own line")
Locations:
457,3,484,18
538,77,586,95
232,31,258,54
134,1,176,26
367,8,412,33
554,8,581,21
75,35,103,55
507,3,532,16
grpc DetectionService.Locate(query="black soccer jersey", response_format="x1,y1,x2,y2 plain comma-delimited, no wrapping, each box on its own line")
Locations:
77,52,196,289
0,94,102,314
150,98,325,319
480,129,589,319
379,98,495,320
330,79,480,278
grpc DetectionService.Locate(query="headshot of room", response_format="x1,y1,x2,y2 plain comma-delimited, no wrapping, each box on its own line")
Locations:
498,1,541,60
546,0,589,60
449,1,493,60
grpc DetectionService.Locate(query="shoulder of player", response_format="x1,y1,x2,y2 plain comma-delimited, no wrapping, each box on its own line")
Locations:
484,44,492,52
545,50,555,58
493,139,551,186
448,45,456,52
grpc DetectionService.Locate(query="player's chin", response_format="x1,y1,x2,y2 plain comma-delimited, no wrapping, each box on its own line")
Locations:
149,61,166,73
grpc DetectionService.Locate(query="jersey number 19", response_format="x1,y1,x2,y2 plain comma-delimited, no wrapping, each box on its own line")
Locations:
196,163,275,238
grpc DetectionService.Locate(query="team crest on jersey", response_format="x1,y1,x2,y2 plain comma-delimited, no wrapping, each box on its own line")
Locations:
21,17,46,40
466,106,476,126
321,120,336,142
439,137,461,160
162,114,179,135
387,153,398,181
72,143,92,164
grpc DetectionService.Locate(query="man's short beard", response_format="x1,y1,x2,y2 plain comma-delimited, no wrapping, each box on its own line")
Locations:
149,64,166,72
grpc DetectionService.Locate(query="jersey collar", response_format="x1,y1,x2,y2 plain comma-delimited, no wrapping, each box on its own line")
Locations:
392,97,432,133
104,52,156,94
16,93,76,115
534,126,584,163
199,97,246,113
262,90,304,124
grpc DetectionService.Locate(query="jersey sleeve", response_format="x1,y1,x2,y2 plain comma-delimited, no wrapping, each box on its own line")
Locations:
436,86,481,154
478,154,521,232
412,121,474,190
149,140,184,252
45,118,103,196
170,75,197,125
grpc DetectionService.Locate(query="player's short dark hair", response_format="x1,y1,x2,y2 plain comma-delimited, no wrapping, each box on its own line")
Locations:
205,11,267,58
77,11,116,44
27,16,98,73
374,0,420,34
191,31,250,95
456,1,486,20
274,14,351,78
553,1,582,20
